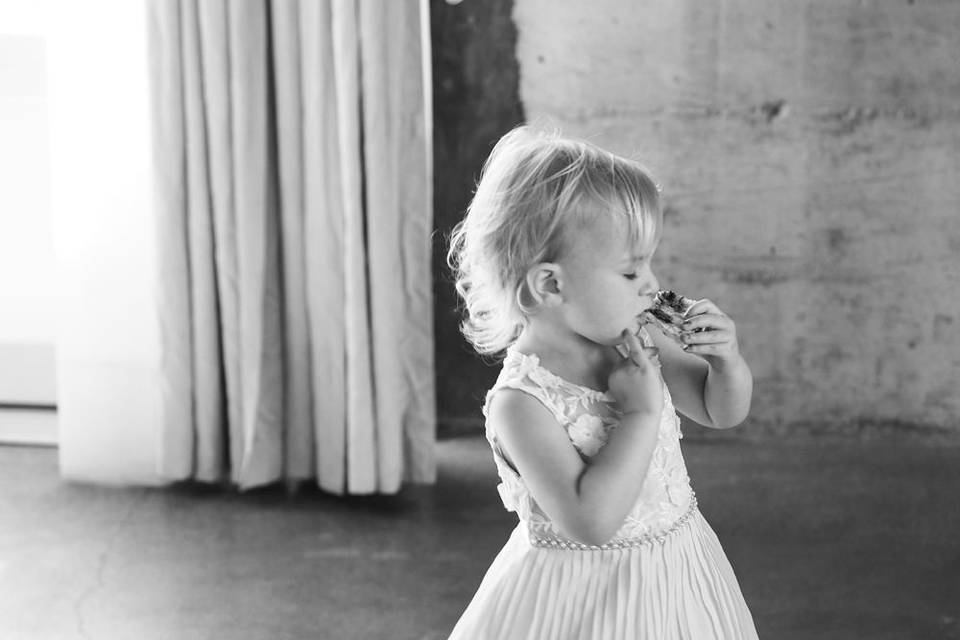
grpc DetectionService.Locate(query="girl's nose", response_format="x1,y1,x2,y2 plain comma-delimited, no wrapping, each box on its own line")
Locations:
639,273,660,296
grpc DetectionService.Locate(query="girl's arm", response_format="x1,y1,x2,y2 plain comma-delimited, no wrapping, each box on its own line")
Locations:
701,353,753,428
647,299,753,429
488,390,661,547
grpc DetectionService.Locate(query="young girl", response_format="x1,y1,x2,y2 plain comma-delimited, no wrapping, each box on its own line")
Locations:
446,126,759,639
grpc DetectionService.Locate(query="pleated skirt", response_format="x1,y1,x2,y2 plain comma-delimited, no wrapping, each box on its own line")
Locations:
448,510,758,640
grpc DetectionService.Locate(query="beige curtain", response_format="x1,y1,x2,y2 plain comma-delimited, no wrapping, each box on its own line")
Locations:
147,0,436,493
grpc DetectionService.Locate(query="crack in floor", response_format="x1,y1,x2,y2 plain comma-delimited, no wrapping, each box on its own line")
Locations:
72,490,148,639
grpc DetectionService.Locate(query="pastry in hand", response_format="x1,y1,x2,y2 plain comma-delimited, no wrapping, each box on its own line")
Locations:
640,290,702,343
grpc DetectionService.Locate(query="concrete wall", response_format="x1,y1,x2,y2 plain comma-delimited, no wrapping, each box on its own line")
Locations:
511,0,960,436
432,0,960,438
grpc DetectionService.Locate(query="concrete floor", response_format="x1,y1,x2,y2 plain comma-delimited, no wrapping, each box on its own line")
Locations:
1,434,958,640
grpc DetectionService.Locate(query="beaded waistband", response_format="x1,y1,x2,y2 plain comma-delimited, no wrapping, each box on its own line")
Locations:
528,494,698,551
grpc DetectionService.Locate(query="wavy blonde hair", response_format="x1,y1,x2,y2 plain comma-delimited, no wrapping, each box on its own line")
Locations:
447,125,662,356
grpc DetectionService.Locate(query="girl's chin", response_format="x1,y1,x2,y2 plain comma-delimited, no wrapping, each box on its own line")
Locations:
582,325,642,347
603,329,638,347
581,334,623,348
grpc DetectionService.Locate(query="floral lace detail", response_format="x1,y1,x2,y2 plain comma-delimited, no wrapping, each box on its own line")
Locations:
483,327,695,544
567,414,615,457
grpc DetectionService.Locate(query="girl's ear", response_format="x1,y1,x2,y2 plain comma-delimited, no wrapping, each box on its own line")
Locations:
525,262,563,308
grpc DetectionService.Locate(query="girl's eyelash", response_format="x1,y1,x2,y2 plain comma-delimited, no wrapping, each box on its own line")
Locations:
623,273,638,280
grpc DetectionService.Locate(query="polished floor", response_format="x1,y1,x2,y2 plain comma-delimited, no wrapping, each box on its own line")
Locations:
1,433,958,640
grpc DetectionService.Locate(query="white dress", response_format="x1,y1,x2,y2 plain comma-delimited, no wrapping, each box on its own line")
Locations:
448,327,759,640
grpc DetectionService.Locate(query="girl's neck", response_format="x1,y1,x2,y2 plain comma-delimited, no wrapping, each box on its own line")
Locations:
513,322,619,392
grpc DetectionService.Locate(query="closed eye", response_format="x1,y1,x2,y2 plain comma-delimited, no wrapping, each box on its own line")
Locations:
623,273,639,280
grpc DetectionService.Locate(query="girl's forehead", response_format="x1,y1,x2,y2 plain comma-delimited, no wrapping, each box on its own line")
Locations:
564,218,647,266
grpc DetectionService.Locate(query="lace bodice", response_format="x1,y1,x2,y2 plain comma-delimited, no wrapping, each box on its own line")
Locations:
482,327,695,546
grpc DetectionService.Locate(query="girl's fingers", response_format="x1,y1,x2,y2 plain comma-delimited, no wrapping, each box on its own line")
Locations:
621,330,655,366
681,313,730,332
681,328,727,346
618,329,634,356
617,330,638,362
625,332,646,365
631,348,659,367
683,298,720,318
683,343,731,356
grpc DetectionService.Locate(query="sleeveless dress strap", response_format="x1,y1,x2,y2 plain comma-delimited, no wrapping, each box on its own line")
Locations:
481,352,577,517
482,379,563,509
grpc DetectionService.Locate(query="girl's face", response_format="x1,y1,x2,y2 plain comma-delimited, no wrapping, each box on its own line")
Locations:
556,218,660,346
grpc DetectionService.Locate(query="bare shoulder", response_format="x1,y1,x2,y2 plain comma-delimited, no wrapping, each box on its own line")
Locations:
486,387,586,478
487,387,560,439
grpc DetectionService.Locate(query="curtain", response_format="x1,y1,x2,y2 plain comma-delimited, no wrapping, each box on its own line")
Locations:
147,0,436,493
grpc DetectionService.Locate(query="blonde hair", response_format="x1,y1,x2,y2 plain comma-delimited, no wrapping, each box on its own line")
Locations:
447,125,662,356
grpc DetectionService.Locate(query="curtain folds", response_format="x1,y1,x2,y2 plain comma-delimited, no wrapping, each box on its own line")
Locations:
148,0,436,493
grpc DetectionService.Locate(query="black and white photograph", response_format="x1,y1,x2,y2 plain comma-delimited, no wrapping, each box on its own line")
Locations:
1,0,958,638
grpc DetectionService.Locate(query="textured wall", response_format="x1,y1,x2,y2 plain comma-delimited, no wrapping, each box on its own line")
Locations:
512,0,960,436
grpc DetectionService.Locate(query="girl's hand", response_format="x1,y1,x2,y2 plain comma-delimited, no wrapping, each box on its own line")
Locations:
608,329,663,417
679,299,741,361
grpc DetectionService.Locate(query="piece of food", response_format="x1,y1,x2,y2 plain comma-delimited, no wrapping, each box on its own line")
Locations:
639,290,701,342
